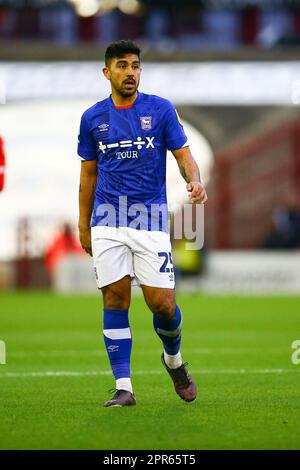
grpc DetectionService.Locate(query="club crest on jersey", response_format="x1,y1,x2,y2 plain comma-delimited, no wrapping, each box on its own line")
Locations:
140,116,152,130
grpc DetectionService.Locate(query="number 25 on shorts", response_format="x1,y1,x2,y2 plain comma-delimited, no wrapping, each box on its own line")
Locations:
158,252,174,273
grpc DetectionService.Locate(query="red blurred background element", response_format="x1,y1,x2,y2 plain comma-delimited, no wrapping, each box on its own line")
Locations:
44,223,84,272
0,135,5,192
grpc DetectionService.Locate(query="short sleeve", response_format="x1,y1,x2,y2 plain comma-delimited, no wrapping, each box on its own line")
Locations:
77,113,97,161
164,103,188,151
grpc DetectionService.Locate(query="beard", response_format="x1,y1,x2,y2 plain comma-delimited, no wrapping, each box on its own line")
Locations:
114,78,139,97
119,88,137,97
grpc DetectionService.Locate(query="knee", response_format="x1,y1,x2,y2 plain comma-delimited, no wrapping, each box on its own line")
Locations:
102,287,130,310
151,296,176,320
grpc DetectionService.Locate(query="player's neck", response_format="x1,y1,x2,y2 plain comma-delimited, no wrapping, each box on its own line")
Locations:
111,90,138,107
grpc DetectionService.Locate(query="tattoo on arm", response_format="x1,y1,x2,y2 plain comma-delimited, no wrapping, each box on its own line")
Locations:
180,164,188,182
79,182,96,193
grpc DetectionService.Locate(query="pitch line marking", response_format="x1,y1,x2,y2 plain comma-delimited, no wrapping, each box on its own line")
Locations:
0,368,299,378
8,347,285,358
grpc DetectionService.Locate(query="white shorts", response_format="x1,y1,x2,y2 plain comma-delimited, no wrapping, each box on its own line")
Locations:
91,226,175,289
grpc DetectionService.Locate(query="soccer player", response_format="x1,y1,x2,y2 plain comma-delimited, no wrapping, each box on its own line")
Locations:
78,40,207,407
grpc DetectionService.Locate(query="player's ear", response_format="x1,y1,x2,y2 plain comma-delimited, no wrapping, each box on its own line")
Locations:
102,67,110,80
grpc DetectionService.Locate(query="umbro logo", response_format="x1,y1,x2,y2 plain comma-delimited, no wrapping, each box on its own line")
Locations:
107,345,119,353
98,123,109,132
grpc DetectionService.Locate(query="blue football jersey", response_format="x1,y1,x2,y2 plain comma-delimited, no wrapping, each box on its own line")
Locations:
77,92,188,232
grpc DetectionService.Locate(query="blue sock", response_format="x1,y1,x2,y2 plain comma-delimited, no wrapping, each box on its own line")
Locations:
153,305,182,355
103,308,132,380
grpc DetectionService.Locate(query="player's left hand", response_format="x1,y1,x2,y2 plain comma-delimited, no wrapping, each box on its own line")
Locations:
186,182,208,204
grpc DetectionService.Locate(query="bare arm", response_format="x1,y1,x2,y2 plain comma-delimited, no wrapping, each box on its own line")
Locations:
172,146,208,203
78,160,97,255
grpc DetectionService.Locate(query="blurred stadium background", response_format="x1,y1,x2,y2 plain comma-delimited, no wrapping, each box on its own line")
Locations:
1,0,300,451
1,0,300,294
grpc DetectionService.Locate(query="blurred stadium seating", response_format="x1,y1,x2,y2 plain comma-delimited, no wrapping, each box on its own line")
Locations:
206,117,300,249
1,0,300,50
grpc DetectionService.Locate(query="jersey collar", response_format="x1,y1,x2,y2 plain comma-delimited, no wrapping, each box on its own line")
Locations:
109,91,141,109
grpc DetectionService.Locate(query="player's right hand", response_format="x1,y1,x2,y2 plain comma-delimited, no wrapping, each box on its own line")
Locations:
79,227,92,256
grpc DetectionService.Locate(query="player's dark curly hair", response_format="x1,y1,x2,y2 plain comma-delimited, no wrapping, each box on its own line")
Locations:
105,40,141,66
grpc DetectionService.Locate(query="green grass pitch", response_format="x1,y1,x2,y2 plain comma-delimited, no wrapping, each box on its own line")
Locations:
0,292,300,450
